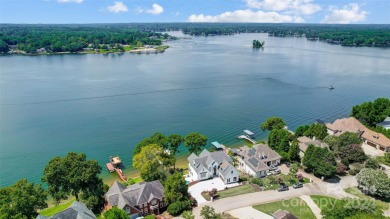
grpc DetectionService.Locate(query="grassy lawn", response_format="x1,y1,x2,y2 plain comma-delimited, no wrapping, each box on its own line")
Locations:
39,198,75,216
202,184,255,200
253,198,316,219
310,195,338,211
255,174,310,191
344,187,390,210
155,45,169,51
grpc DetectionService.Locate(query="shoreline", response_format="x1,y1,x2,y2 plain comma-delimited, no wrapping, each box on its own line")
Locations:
2,46,169,56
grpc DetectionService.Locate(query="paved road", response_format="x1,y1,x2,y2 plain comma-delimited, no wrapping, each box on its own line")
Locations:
193,175,358,219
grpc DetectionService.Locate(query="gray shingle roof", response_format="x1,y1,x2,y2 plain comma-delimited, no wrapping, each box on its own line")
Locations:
105,180,164,209
187,149,232,175
219,161,236,178
239,144,281,172
36,201,96,219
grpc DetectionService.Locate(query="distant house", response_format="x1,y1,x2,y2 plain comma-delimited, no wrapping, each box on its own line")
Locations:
187,149,239,184
326,117,390,152
105,180,166,217
36,201,96,219
272,209,298,219
237,144,281,178
297,136,328,153
377,117,390,130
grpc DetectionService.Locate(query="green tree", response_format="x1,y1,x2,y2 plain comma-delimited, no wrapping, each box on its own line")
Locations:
261,117,286,131
268,129,291,152
321,198,384,219
304,123,328,140
164,172,188,204
181,210,195,219
303,146,337,178
134,132,168,156
133,144,170,182
356,168,390,199
200,206,221,219
167,134,183,156
351,97,390,127
0,179,47,219
184,132,208,155
295,125,310,137
288,141,301,163
365,158,379,169
103,207,129,219
0,39,9,53
41,152,104,212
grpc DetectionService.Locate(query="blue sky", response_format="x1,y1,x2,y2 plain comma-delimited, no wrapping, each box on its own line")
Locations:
0,0,389,24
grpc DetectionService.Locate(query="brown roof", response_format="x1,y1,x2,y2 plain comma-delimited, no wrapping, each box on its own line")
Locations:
272,209,298,219
326,117,390,148
297,136,328,152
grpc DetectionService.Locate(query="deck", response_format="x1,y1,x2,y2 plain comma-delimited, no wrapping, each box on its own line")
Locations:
106,163,115,172
237,135,257,144
116,168,127,181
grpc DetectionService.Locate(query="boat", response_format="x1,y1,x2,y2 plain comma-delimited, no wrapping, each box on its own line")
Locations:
329,85,335,90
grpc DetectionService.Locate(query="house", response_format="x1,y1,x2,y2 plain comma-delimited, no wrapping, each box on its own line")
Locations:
237,144,282,178
272,209,298,219
297,136,328,153
326,117,390,152
187,149,239,184
36,201,96,219
377,117,390,130
105,180,166,217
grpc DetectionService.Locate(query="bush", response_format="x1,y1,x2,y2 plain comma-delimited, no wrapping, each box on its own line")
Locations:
341,158,350,168
239,176,248,182
348,168,360,176
365,158,380,169
167,200,191,216
250,178,264,186
145,215,156,219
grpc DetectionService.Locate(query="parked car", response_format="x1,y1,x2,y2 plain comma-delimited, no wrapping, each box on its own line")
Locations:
285,162,291,167
293,182,303,189
274,169,281,174
277,184,289,192
270,166,278,171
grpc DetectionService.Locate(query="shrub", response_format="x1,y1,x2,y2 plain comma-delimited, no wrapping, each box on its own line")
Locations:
250,178,264,186
145,215,156,219
365,158,380,169
341,158,350,168
167,200,191,216
239,176,248,182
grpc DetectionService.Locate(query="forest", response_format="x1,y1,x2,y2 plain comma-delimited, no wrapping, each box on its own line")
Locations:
0,24,173,54
1,23,390,54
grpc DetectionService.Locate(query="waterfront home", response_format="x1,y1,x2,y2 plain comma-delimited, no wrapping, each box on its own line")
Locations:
237,144,281,178
297,136,328,154
187,149,239,184
377,117,390,130
326,117,390,152
105,180,166,217
36,201,96,219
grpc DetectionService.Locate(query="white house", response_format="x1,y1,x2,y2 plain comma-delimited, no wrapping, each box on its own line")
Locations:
237,144,281,178
187,149,239,184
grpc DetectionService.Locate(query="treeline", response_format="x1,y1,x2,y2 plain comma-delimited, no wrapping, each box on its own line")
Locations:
0,24,172,54
129,23,390,47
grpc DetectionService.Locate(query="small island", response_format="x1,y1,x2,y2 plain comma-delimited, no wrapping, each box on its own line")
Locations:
253,39,265,48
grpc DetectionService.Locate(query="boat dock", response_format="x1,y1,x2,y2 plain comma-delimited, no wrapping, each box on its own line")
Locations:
106,155,127,181
237,135,257,144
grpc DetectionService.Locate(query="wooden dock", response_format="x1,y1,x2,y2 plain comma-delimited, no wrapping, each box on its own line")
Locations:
237,135,257,144
116,168,127,181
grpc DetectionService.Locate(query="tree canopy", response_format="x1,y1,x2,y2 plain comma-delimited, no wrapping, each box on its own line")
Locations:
167,134,184,156
303,145,337,178
261,117,286,131
0,179,47,219
164,172,188,204
132,144,172,182
41,152,104,212
184,132,208,155
268,129,291,152
134,132,168,156
356,168,390,199
103,207,129,219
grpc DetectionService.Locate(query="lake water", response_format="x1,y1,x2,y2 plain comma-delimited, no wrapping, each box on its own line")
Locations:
1,32,389,187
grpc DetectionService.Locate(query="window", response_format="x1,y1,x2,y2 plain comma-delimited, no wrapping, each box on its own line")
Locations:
231,170,233,174
160,202,163,208
125,207,130,213
227,178,230,183
200,173,206,178
151,199,157,205
233,177,237,181
144,208,148,213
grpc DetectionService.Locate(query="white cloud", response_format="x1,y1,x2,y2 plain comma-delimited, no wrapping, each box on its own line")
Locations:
57,0,83,3
107,1,128,13
188,9,304,23
146,3,164,15
322,3,367,24
246,0,321,15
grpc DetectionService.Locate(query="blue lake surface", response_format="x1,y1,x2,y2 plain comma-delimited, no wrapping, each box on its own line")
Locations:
1,32,389,187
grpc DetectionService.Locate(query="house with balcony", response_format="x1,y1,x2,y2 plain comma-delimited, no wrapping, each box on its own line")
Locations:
237,144,281,178
187,149,239,184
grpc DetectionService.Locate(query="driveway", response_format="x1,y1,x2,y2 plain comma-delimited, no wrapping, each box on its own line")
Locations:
362,143,384,157
192,175,358,219
227,206,273,219
187,177,239,204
